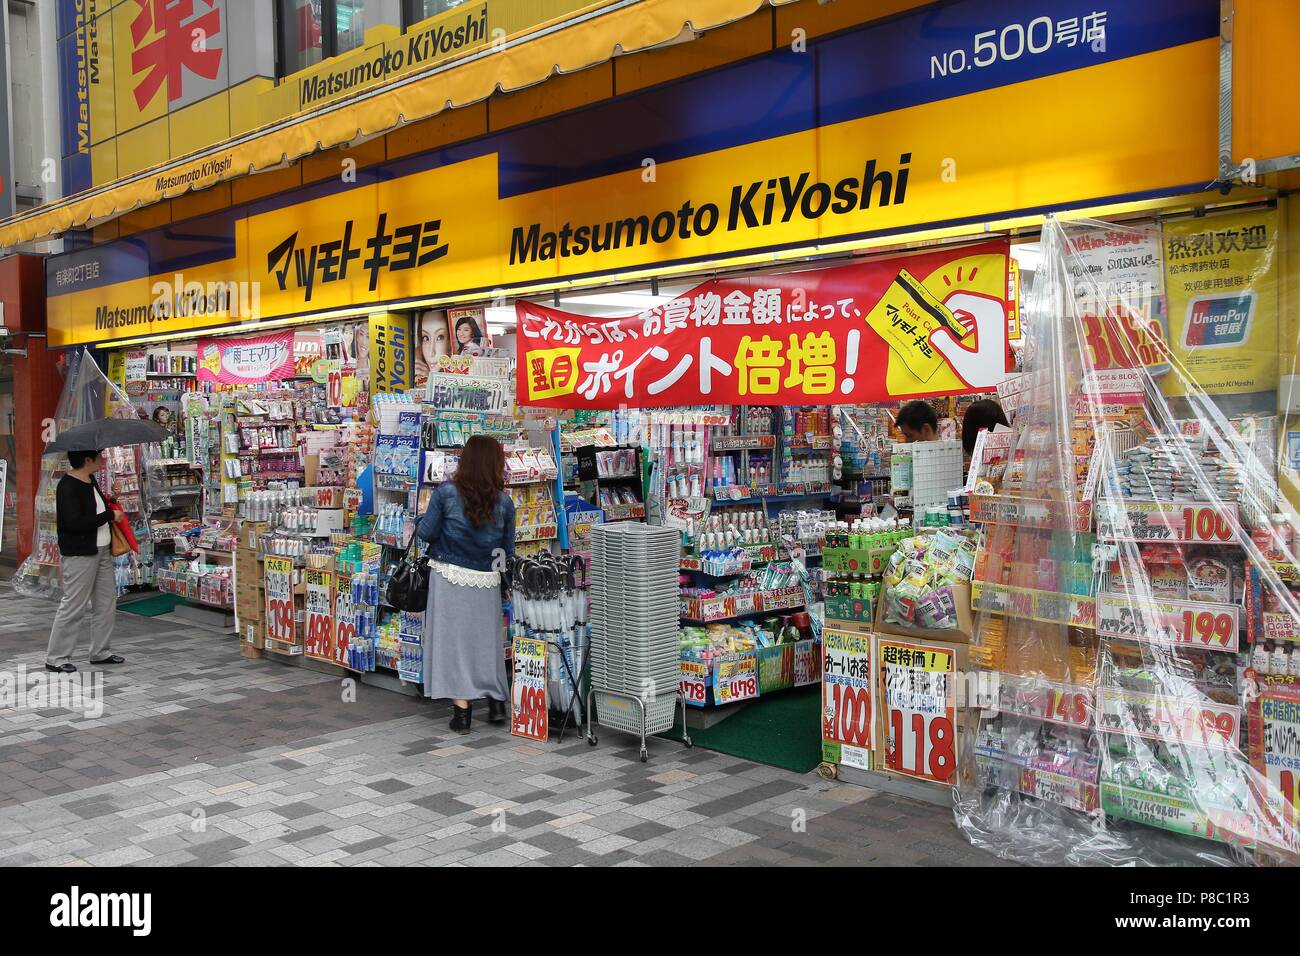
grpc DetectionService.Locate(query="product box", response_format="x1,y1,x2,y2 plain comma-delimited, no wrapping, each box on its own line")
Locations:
825,594,875,624
824,545,898,576
242,620,266,649
874,580,974,644
243,521,271,550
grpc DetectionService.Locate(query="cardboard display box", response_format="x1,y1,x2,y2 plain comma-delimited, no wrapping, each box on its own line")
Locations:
874,579,973,644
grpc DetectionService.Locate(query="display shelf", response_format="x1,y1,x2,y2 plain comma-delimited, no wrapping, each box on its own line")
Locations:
970,581,1097,629
680,585,805,623
986,674,1096,730
1095,592,1241,651
1096,498,1241,545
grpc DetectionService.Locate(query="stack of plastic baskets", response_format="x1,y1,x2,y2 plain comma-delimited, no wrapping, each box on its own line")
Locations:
587,523,686,761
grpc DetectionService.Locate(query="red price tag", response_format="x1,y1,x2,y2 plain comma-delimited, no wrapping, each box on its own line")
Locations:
679,675,707,704
512,684,548,741
825,681,872,750
886,709,956,783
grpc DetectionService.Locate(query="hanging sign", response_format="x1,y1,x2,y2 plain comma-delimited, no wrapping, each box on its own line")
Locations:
517,242,1013,409
878,638,957,784
304,569,336,662
264,556,295,644
511,636,548,742
198,331,295,385
821,627,875,769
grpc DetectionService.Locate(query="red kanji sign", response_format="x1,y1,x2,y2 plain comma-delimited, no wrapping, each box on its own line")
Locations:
130,0,224,110
517,241,1014,409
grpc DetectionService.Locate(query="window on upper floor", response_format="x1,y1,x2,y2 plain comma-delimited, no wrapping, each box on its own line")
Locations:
277,0,373,77
403,0,474,28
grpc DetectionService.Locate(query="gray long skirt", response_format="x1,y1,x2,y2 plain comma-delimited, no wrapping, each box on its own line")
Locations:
422,567,509,703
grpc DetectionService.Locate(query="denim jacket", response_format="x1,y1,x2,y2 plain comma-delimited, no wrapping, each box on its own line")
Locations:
416,481,515,574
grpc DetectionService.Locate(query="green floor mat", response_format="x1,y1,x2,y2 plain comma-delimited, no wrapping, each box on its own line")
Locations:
659,685,823,773
119,593,186,617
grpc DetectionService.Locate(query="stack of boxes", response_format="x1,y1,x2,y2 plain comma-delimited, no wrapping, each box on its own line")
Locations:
235,521,269,657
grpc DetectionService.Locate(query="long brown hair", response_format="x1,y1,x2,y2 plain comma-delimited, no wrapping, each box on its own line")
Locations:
453,435,506,528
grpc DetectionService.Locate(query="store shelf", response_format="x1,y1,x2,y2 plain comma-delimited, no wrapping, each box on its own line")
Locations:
711,435,776,451
986,674,1096,730
680,586,805,623
970,580,1096,629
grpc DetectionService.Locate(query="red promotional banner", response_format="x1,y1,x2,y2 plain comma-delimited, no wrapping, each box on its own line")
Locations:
197,331,295,385
517,241,1013,409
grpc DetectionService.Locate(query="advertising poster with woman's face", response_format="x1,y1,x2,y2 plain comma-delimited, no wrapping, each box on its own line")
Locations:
449,307,490,357
414,310,452,386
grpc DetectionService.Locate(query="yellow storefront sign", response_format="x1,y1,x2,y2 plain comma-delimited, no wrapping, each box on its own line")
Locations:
47,35,1220,348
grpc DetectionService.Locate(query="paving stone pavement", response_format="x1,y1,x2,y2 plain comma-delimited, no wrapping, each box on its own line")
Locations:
0,585,1005,867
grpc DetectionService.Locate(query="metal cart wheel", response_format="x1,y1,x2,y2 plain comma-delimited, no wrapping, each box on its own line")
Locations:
587,734,598,746
639,748,648,762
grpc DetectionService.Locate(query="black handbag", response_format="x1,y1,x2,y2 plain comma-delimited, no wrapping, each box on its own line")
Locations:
385,534,430,612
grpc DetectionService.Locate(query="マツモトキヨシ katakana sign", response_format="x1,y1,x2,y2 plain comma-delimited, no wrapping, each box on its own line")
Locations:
516,241,1014,408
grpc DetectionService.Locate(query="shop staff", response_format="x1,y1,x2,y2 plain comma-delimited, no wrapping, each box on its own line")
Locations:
45,450,129,673
416,435,516,733
895,401,939,443
961,399,1010,456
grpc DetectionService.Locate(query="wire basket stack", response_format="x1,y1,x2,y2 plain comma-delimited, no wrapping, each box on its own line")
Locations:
589,523,681,739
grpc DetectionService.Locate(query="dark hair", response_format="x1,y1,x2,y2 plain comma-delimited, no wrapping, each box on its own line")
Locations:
456,316,483,344
152,406,170,422
453,435,505,528
67,450,101,469
962,399,1010,455
896,401,938,434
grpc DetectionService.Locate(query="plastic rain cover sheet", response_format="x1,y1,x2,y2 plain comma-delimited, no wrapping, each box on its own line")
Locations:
14,351,150,600
955,215,1300,866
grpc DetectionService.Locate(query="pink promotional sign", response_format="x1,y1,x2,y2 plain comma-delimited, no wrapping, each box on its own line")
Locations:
197,332,295,385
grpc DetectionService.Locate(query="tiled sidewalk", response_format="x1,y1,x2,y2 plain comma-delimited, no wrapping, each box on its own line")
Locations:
0,586,1001,867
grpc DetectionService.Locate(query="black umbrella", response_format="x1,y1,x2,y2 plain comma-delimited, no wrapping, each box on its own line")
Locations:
43,418,172,455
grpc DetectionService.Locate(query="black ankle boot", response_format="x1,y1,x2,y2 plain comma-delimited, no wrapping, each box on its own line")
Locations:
488,699,506,724
450,704,472,734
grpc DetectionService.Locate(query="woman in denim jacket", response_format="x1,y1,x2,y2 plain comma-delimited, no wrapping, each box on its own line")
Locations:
416,435,516,733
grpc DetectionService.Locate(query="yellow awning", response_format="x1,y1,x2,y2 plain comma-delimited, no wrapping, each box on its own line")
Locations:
0,0,799,250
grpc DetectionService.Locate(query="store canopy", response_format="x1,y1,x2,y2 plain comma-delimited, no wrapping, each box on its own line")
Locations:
0,0,800,250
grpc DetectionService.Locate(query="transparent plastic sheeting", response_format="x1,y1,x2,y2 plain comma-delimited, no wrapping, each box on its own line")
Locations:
955,215,1300,866
14,352,148,600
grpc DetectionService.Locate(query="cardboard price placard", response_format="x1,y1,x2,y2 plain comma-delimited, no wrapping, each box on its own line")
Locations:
1095,592,1240,651
679,659,709,707
822,628,875,769
333,573,356,665
264,556,295,644
714,655,759,705
304,569,335,662
879,639,956,784
1248,679,1300,857
511,636,548,742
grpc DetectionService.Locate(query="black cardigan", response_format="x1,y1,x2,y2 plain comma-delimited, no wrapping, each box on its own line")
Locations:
55,474,114,557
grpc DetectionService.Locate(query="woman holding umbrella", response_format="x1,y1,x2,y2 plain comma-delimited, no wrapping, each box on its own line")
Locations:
44,449,129,673
40,415,166,673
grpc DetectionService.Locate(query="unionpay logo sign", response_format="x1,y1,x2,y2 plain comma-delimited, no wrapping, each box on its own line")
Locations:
1183,293,1255,350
